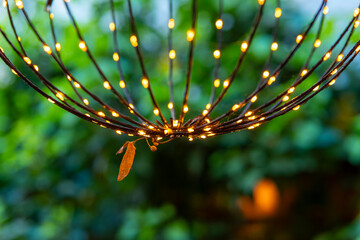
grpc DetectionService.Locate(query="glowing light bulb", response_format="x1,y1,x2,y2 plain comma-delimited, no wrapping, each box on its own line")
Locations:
168,18,175,29
323,51,331,61
296,35,303,44
113,52,119,61
142,78,149,88
119,80,126,88
241,41,248,52
232,104,240,111
43,45,52,55
268,76,276,85
79,41,87,51
271,42,278,51
112,111,119,117
98,111,105,117
283,95,289,102
323,6,329,15
109,22,115,31
288,87,295,94
214,79,221,88
215,19,223,30
301,69,308,77
223,79,230,88
251,95,258,103
213,49,221,59
329,79,337,86
74,82,81,88
293,105,300,111
245,111,253,117
168,102,174,109
55,43,61,52
263,70,270,78
335,54,343,62
56,92,64,101
183,105,189,113
23,57,31,65
169,49,176,59
354,8,360,17
103,81,111,90
83,99,89,105
258,0,265,6
187,29,195,42
274,8,282,18
130,35,138,47
354,20,360,28
15,0,23,9
153,108,159,116
314,39,321,48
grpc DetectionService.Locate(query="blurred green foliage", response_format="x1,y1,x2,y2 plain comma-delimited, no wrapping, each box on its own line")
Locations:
0,0,360,239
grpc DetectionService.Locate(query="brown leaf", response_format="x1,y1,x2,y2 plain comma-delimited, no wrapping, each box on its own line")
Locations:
117,141,136,181
116,141,129,155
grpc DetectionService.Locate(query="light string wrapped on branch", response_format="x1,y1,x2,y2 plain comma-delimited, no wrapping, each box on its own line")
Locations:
0,0,359,143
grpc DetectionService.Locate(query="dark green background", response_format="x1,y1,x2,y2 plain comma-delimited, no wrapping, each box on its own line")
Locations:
0,0,360,239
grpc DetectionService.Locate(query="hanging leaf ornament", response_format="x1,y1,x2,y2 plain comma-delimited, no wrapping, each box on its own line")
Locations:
116,141,136,181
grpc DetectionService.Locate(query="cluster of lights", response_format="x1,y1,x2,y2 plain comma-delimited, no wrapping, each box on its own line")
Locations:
0,0,359,144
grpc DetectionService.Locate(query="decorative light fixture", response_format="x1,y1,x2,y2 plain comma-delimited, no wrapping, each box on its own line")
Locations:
1,0,359,180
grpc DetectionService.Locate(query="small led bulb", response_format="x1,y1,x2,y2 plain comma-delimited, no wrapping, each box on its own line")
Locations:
109,22,116,31
142,78,149,88
274,8,282,18
271,42,278,51
130,35,138,47
169,50,176,59
79,41,87,51
241,41,248,52
168,18,175,29
215,19,223,30
187,29,195,42
213,50,221,59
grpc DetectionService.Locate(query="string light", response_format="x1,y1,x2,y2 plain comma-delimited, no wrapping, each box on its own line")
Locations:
241,41,248,52
79,41,87,51
168,18,175,29
215,19,223,30
119,80,126,88
0,0,358,143
169,50,176,59
296,35,303,44
113,52,120,61
213,49,221,59
274,8,282,18
271,42,278,51
314,39,321,48
141,78,149,88
130,35,138,47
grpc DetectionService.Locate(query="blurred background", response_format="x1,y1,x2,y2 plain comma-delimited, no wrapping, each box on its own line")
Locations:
1,0,360,239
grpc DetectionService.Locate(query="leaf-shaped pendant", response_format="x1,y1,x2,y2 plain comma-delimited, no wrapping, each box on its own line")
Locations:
116,141,136,181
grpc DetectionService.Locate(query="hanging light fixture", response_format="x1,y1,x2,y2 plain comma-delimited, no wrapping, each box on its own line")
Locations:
1,0,359,179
